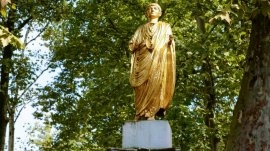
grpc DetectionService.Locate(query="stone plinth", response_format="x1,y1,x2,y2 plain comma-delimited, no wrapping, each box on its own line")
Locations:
122,120,172,149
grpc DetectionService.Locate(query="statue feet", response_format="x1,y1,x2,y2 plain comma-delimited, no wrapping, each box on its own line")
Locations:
135,115,155,121
147,116,155,120
135,108,166,121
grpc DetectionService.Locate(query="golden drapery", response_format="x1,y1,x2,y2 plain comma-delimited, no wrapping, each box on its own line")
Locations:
129,21,176,119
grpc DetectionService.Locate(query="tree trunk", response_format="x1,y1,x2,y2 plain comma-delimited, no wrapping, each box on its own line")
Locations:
8,107,15,151
202,59,219,151
0,94,8,151
0,44,13,151
226,14,270,151
0,7,16,150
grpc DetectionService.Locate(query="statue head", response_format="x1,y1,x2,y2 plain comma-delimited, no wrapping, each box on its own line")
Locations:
145,3,162,19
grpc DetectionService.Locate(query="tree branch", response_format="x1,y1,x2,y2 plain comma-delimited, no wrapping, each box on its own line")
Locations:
26,22,49,46
17,64,51,101
14,97,36,122
14,64,51,122
24,26,31,45
108,18,119,32
17,16,33,30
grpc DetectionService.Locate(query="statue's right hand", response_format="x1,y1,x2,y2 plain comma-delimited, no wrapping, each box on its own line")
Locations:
133,42,146,52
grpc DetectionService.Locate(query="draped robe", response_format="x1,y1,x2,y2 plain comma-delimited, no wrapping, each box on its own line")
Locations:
129,21,176,119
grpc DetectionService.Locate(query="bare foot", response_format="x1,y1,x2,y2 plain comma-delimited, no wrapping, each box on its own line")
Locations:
134,116,139,121
147,116,155,120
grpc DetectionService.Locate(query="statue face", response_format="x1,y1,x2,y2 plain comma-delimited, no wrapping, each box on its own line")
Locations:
146,4,161,19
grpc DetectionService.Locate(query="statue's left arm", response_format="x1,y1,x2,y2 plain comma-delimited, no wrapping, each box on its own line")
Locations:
168,35,174,46
166,24,174,47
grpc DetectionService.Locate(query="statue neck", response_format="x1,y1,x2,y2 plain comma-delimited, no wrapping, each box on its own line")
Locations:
149,18,159,24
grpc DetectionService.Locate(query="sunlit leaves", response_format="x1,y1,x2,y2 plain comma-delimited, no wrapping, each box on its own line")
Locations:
0,26,25,49
209,11,231,24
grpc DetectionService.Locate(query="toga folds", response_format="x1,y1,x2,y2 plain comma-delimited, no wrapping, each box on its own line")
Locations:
129,21,176,119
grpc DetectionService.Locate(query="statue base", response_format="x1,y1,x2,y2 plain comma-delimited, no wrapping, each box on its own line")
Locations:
122,120,172,149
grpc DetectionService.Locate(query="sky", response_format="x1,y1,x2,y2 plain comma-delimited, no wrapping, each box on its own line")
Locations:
14,103,38,150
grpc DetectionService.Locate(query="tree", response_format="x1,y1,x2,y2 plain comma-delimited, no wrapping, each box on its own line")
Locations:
0,0,71,150
34,1,137,150
166,1,248,150
226,1,270,150
0,2,25,150
34,0,249,150
26,116,53,151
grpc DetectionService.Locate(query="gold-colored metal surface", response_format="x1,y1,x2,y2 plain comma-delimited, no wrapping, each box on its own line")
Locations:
129,3,176,120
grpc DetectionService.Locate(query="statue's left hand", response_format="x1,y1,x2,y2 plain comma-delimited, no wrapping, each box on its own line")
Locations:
168,35,174,45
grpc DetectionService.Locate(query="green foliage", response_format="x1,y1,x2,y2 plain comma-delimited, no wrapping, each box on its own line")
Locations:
27,120,53,151
164,0,249,149
31,0,254,150
34,1,138,150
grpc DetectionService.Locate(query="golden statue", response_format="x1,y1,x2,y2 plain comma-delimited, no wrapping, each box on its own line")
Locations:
129,3,176,120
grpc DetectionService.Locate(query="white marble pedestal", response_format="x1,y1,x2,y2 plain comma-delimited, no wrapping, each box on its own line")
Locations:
122,120,172,149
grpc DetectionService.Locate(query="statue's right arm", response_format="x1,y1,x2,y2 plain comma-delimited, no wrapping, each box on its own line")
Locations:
129,40,146,53
129,26,145,53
